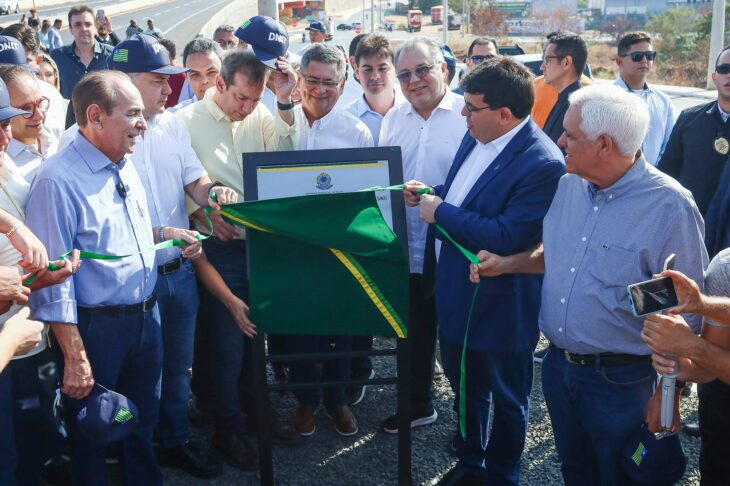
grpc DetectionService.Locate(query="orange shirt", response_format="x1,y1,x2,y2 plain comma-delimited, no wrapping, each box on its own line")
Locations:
532,74,593,129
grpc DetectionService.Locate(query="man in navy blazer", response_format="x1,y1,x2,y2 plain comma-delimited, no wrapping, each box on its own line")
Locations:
405,57,565,485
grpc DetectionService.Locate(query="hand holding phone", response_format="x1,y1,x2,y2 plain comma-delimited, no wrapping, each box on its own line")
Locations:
628,277,679,317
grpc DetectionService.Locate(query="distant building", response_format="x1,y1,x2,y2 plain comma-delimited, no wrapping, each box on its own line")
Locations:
603,0,667,15
531,0,578,16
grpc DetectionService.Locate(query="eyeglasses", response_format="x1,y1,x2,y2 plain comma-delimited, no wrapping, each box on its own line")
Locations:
396,64,435,83
623,51,657,62
19,97,49,118
463,101,493,113
542,55,565,63
302,75,341,89
716,63,730,75
469,54,495,65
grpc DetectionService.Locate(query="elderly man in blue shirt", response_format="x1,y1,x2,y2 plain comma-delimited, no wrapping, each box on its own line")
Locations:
471,84,707,485
25,71,202,486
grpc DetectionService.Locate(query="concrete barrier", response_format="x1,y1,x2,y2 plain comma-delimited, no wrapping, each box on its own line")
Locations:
199,0,257,39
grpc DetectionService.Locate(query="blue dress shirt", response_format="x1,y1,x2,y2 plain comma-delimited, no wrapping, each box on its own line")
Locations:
540,158,708,355
26,132,157,324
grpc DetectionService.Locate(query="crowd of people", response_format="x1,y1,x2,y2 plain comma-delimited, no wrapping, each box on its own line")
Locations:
0,3,727,486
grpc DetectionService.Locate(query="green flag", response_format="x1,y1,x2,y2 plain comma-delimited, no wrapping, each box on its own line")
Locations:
220,191,409,338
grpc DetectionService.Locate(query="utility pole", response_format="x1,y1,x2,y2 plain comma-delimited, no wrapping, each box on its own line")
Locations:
362,0,366,28
707,0,726,89
371,0,375,32
442,0,448,44
259,0,278,19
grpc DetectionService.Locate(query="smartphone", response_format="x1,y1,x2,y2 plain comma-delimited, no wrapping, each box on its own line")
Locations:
627,276,679,317
97,9,106,23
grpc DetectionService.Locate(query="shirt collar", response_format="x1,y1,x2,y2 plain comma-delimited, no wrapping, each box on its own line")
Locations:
307,105,340,129
584,156,648,200
69,40,103,58
203,88,231,123
404,90,455,117
615,76,651,93
356,88,402,117
6,139,36,159
72,131,119,173
558,79,582,100
479,116,530,152
718,102,730,121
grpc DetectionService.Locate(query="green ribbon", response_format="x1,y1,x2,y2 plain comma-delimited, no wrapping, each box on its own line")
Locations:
25,184,480,438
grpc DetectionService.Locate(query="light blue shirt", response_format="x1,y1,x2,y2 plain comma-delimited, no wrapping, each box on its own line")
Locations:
615,77,676,166
26,132,157,324
345,91,405,146
48,27,63,50
539,158,708,355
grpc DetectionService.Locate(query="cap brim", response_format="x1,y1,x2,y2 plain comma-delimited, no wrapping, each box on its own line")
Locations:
251,46,279,69
19,63,39,74
0,106,31,121
150,65,189,75
305,27,325,32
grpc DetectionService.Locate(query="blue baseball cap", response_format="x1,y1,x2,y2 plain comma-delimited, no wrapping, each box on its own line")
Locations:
441,44,456,69
0,77,30,121
620,423,686,485
76,384,139,444
0,35,37,72
235,16,289,69
306,20,327,33
108,34,188,75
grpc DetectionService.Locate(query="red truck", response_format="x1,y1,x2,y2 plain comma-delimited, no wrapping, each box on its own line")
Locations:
407,9,422,32
430,6,442,24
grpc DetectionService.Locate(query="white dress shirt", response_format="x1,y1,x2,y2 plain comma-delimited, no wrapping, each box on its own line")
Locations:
345,88,406,146
295,105,373,150
379,91,466,273
436,117,530,259
40,80,65,151
130,111,207,265
614,76,676,166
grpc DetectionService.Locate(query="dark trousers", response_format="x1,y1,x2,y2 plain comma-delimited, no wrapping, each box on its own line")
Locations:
156,260,200,447
350,336,373,378
0,346,65,486
285,335,352,410
407,274,437,412
71,306,163,486
698,379,730,485
542,345,653,486
203,237,250,433
440,339,532,485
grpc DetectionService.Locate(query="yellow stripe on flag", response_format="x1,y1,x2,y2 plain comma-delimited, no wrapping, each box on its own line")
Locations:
330,248,405,338
219,211,271,233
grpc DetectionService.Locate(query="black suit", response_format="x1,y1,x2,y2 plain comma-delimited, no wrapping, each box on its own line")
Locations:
542,79,582,145
658,101,730,216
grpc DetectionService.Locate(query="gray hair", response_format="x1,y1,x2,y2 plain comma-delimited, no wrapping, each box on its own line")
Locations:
568,84,649,157
395,37,444,68
182,37,223,66
300,43,346,80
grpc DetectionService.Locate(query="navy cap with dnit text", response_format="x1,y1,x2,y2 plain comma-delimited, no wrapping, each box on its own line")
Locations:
235,16,288,69
0,35,37,72
108,33,188,75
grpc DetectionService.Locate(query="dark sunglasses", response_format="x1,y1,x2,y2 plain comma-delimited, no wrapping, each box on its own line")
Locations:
716,63,730,75
469,54,495,65
624,51,656,62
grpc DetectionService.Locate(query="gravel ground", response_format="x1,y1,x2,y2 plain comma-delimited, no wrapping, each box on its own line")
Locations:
145,335,703,486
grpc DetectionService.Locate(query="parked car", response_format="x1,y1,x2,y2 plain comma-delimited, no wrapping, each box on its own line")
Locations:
351,21,362,29
336,23,353,30
0,0,19,15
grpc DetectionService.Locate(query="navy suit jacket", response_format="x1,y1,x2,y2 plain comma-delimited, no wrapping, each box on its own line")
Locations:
704,160,730,258
427,120,565,353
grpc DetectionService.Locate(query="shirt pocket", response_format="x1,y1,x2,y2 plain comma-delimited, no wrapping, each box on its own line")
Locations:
586,243,642,289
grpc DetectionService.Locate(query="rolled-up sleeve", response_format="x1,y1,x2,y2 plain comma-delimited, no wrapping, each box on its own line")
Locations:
263,109,298,152
25,177,79,324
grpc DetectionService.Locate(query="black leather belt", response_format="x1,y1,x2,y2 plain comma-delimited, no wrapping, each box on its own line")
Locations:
158,257,182,276
553,345,651,367
79,295,157,315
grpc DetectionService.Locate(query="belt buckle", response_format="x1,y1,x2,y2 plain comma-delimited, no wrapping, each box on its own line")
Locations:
564,349,574,364
142,297,156,313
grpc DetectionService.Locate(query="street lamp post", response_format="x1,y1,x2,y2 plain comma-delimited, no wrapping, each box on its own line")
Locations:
707,0,726,89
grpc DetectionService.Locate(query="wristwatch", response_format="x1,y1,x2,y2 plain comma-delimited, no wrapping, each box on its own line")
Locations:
277,100,295,111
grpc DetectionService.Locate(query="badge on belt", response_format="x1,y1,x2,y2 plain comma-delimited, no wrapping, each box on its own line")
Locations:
715,136,729,155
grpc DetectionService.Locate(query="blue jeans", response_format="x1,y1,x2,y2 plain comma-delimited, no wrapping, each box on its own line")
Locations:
440,338,532,485
698,379,730,485
71,306,163,486
0,367,17,485
284,335,351,410
541,345,654,486
203,238,249,433
156,259,199,447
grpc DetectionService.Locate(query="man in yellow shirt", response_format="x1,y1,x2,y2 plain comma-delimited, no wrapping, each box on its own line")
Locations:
175,49,298,470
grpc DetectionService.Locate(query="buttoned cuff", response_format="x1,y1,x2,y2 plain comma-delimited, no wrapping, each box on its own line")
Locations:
273,112,298,140
33,299,78,325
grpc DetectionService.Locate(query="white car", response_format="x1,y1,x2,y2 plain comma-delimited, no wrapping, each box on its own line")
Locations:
0,0,19,15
